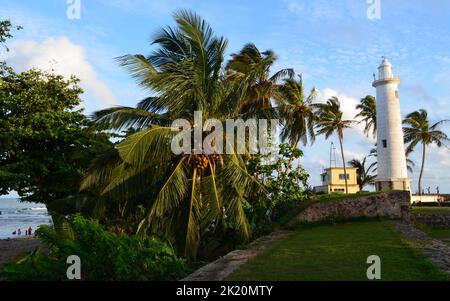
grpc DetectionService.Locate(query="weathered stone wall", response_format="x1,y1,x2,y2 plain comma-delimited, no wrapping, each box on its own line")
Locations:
413,214,450,227
286,191,411,228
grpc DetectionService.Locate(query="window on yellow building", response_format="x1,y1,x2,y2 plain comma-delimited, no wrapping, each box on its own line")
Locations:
339,174,349,180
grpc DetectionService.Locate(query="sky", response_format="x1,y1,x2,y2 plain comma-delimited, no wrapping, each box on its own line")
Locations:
0,0,449,197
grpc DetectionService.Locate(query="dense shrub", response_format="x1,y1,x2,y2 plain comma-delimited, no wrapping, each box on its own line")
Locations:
245,143,310,236
1,215,187,281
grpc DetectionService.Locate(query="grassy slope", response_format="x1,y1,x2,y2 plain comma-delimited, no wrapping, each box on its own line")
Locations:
416,225,450,241
227,220,449,281
412,206,450,244
412,206,450,214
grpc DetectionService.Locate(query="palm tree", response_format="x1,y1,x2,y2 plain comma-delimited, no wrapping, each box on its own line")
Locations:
81,10,263,260
314,97,354,193
403,109,449,195
276,75,317,147
355,95,376,138
348,157,376,190
226,43,293,119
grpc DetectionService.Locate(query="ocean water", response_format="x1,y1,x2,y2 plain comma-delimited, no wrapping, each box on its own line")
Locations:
0,198,52,239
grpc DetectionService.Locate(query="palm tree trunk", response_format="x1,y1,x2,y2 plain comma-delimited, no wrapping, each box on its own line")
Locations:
418,142,426,195
338,136,349,194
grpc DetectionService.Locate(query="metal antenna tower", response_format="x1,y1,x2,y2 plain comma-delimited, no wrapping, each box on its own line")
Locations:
329,142,337,169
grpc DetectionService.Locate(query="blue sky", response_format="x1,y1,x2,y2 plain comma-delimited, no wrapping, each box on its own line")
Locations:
1,0,449,196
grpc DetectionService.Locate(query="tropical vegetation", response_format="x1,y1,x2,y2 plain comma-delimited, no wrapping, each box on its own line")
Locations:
1,8,449,282
277,75,317,147
0,68,112,204
347,157,376,190
226,43,293,119
314,97,354,193
0,215,187,281
403,109,449,195
77,11,300,261
355,95,376,138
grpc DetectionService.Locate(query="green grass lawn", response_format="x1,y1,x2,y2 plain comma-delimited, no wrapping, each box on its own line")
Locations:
414,224,450,245
227,220,449,281
311,191,380,203
411,206,450,245
412,206,450,214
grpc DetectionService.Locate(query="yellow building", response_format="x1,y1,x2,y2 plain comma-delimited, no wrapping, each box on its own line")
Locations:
314,167,360,194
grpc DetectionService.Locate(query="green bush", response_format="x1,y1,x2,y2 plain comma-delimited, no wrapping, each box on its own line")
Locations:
1,215,188,281
245,143,310,236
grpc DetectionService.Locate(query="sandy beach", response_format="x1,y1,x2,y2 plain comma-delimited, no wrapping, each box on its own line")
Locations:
0,238,41,270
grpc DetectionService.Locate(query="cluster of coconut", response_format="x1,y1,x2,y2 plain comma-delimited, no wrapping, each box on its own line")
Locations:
193,154,209,171
211,153,223,167
187,151,224,172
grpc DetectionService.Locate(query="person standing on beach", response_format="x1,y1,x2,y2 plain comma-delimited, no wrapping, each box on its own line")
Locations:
17,229,21,235
28,227,32,236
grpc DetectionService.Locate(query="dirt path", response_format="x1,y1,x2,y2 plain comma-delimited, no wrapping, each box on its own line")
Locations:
182,230,292,281
395,221,450,275
0,238,41,270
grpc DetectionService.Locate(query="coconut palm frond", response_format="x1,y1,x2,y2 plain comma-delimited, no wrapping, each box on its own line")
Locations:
355,95,376,138
150,157,189,217
91,106,170,131
80,148,122,191
227,193,252,240
226,43,290,120
314,96,354,193
403,109,449,194
183,167,201,259
116,126,176,168
116,54,158,88
278,75,316,147
348,157,376,190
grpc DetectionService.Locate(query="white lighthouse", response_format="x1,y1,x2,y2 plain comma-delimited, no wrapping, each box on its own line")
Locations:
372,57,411,191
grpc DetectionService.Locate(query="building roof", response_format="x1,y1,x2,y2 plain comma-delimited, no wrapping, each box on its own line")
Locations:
321,167,358,174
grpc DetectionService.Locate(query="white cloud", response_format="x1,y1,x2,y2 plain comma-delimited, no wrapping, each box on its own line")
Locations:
343,150,365,162
0,37,117,111
300,155,326,168
428,145,450,168
316,87,376,143
406,143,450,193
